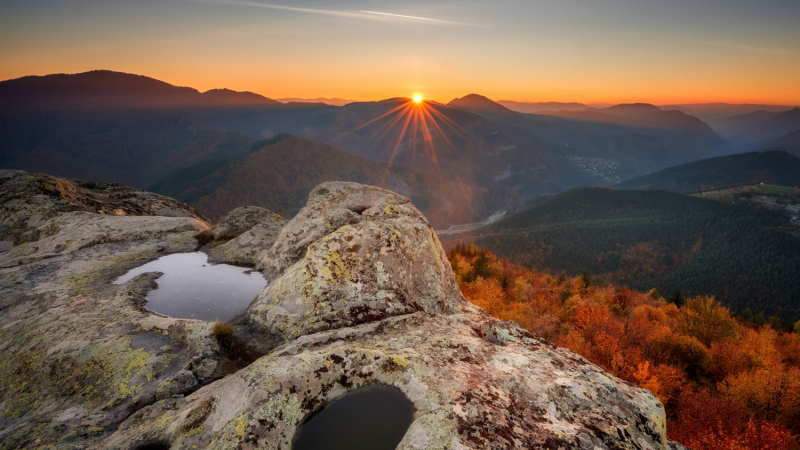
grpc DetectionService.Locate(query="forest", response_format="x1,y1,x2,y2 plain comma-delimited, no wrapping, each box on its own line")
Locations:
448,244,800,450
454,187,800,323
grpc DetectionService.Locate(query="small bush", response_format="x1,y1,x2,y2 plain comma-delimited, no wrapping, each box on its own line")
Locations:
194,229,215,247
213,322,234,350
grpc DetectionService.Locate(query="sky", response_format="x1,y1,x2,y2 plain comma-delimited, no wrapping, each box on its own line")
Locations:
1,0,799,105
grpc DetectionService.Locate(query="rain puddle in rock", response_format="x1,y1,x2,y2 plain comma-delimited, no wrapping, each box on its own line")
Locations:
113,252,266,322
292,384,415,450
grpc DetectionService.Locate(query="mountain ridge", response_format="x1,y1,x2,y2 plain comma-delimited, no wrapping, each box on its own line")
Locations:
617,150,800,191
0,70,280,111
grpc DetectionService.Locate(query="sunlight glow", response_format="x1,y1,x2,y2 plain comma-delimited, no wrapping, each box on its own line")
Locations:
335,96,473,192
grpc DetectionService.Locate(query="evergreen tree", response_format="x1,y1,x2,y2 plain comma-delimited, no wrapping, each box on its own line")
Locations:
669,291,687,307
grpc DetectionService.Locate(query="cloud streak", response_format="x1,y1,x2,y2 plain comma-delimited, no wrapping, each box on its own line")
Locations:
359,10,488,28
190,0,486,27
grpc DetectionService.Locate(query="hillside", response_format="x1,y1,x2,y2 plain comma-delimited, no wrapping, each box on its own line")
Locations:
147,135,493,228
709,107,800,148
757,130,800,157
617,151,800,192
0,173,689,450
442,187,800,323
449,245,800,449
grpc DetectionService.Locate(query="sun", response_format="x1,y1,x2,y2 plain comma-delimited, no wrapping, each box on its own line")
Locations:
413,94,423,103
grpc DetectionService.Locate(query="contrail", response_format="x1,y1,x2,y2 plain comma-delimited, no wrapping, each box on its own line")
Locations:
360,10,487,28
189,0,377,20
188,0,487,27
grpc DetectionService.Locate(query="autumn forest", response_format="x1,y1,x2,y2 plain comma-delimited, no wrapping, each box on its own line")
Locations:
448,244,800,450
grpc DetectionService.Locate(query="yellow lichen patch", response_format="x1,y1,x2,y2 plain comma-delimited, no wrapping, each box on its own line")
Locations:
425,227,444,269
117,349,151,399
185,424,205,437
234,414,250,437
157,414,173,429
323,250,352,283
391,355,410,368
383,204,400,216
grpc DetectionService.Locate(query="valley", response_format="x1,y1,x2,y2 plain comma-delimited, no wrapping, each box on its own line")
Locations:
441,187,800,324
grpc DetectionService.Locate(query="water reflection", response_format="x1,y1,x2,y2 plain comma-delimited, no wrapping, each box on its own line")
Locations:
293,384,415,450
114,252,266,322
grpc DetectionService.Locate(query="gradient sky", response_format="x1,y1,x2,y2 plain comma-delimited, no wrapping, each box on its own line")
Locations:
1,0,799,104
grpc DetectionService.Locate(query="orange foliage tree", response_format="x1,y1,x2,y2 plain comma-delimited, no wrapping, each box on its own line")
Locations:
447,244,799,450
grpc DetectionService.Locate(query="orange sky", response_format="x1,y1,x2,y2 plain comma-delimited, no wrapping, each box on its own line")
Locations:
1,0,799,105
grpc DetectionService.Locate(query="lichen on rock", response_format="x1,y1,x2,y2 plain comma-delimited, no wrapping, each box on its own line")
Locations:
245,182,463,340
207,207,287,266
1,175,684,450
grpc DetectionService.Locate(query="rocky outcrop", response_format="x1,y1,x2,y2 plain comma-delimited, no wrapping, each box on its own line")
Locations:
0,171,220,449
246,182,462,340
207,207,287,266
0,170,207,250
0,174,684,450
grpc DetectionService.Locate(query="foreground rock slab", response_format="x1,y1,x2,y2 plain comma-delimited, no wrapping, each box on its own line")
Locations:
1,175,682,450
0,171,223,449
107,308,669,450
106,182,677,450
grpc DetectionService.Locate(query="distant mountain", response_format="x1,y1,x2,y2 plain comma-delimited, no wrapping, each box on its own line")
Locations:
0,70,279,111
449,94,519,118
541,103,719,136
0,71,732,225
276,97,355,106
147,135,492,228
445,95,730,178
708,107,800,147
442,187,800,323
304,97,593,199
497,100,590,113
660,103,798,121
757,130,800,157
0,123,255,188
617,151,800,192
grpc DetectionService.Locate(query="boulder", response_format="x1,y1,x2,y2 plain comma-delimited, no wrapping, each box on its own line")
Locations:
246,181,463,340
207,207,287,266
211,206,283,241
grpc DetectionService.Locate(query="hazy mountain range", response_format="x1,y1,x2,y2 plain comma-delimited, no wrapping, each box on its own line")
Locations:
618,150,800,192
275,97,356,106
707,108,800,149
0,70,733,227
0,69,795,230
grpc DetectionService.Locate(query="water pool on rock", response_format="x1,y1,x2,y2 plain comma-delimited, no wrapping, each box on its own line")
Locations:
292,384,416,450
113,252,266,321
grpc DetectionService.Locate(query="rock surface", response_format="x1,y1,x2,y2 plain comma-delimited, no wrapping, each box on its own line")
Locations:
0,170,208,249
0,171,220,449
207,207,287,266
1,174,685,450
211,206,283,241
246,182,461,340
